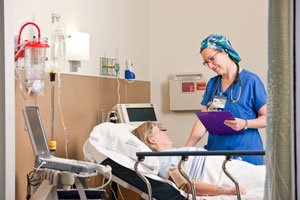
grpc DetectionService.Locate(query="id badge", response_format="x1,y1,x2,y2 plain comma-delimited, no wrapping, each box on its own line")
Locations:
212,96,227,109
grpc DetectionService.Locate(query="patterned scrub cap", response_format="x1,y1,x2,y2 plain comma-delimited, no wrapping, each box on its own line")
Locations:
200,34,241,63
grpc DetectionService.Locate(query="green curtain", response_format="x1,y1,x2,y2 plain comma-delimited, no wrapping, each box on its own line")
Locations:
265,0,292,199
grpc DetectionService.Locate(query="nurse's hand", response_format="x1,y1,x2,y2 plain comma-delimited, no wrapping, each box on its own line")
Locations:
224,118,246,131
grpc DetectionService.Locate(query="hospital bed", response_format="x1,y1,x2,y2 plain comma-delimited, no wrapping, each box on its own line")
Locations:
83,122,266,200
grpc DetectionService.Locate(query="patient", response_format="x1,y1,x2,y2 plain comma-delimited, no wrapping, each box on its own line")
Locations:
131,121,266,196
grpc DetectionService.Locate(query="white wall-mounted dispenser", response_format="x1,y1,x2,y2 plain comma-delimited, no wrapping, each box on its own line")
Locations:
169,73,207,111
66,32,90,72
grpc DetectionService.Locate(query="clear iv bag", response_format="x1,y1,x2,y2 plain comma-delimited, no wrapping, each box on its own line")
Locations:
51,21,66,73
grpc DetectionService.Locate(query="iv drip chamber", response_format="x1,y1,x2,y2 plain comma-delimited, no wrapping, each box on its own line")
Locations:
51,17,66,73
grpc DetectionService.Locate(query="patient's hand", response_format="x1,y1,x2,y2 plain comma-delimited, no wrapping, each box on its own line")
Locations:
158,172,165,178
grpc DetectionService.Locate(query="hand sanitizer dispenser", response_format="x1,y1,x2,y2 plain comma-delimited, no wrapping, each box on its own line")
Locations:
125,60,135,79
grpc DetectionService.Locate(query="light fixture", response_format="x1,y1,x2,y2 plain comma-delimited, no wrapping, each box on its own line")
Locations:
66,32,90,72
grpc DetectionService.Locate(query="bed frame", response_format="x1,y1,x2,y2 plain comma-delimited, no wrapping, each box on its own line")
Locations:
135,150,265,200
101,158,185,200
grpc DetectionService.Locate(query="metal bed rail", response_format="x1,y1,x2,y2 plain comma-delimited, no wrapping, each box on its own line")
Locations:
135,150,265,200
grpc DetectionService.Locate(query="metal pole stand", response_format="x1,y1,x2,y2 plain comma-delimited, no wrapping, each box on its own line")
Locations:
178,156,196,200
134,157,153,200
222,155,241,200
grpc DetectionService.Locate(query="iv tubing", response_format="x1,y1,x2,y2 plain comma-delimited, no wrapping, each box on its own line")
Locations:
57,74,69,158
117,74,120,104
15,68,29,100
14,40,31,59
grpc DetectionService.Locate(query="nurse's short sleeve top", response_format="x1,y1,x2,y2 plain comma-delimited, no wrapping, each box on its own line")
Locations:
200,69,266,165
201,69,266,119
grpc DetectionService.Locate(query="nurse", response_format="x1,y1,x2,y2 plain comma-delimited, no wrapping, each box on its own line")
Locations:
185,34,267,165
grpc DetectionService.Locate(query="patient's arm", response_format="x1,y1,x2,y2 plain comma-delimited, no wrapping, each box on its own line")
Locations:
184,180,247,196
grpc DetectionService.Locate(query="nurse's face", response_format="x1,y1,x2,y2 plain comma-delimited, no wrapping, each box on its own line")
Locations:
201,48,228,75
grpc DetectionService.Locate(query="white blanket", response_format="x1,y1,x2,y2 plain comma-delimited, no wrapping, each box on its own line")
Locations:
198,156,265,199
147,171,264,200
154,153,265,200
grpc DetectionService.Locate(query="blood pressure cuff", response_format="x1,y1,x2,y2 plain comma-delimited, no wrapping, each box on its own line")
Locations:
167,166,190,190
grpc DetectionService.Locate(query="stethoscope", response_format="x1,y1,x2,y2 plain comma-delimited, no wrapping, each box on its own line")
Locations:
208,64,242,109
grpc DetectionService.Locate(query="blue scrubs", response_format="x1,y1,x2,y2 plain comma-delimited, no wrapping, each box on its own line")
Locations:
201,69,266,165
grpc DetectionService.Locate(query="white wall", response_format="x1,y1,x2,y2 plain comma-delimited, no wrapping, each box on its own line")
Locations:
149,0,269,147
12,0,150,80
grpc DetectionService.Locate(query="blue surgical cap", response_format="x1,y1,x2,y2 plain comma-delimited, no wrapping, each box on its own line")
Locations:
200,34,241,63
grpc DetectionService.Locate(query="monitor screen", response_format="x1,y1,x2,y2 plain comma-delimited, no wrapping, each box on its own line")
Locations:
126,107,157,122
23,107,50,157
113,103,159,126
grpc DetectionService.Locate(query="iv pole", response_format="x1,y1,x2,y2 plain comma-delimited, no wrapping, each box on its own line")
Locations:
49,70,56,155
48,13,62,155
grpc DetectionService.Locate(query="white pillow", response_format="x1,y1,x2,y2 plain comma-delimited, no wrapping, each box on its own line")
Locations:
83,122,159,174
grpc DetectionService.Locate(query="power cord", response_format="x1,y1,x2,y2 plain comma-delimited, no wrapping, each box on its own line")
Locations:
91,165,113,189
26,170,42,200
35,161,47,172
117,184,125,200
110,186,118,200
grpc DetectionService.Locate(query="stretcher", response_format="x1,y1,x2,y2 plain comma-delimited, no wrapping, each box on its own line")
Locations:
83,122,265,200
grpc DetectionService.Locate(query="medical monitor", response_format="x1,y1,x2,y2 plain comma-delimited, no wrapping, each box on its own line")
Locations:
114,103,159,126
23,106,102,174
22,106,50,157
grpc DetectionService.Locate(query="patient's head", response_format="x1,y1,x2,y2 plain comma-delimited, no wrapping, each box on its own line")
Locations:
131,122,173,152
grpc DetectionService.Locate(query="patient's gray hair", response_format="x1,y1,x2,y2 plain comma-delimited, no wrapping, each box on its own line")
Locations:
131,121,156,151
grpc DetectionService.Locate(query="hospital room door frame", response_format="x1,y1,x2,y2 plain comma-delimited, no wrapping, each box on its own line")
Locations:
295,0,300,198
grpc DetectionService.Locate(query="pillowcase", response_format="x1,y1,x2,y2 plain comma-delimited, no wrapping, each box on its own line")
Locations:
83,122,159,174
